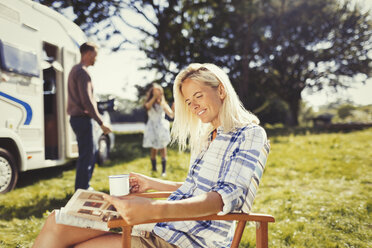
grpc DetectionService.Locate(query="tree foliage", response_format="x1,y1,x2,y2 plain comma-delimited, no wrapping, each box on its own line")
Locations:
36,0,372,126
255,0,372,125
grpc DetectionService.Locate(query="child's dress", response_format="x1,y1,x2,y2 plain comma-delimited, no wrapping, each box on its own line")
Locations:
143,104,171,149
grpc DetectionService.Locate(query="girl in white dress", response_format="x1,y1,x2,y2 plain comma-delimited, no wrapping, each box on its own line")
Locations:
143,83,174,176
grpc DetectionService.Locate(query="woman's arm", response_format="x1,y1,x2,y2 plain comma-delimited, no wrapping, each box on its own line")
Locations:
104,191,223,225
130,172,183,193
155,191,223,218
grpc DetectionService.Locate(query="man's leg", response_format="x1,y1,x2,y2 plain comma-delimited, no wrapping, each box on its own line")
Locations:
70,116,95,190
88,119,98,184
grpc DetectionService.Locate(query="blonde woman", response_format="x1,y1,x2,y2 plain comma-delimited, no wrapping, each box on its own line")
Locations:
33,63,269,248
143,83,174,176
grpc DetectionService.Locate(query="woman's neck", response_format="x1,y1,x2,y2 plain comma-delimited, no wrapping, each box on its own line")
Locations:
212,129,217,141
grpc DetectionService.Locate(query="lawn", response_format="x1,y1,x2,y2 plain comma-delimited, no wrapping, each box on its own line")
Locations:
0,129,371,247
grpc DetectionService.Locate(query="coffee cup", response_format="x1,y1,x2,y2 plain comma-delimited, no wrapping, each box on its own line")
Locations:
108,174,130,196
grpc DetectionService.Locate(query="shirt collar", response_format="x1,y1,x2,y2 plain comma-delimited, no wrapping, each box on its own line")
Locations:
216,126,224,134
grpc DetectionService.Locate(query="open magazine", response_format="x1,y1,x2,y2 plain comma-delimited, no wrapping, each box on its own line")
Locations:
55,189,120,231
55,189,156,233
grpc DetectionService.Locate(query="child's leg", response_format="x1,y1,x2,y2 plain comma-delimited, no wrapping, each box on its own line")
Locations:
160,148,167,175
150,148,158,171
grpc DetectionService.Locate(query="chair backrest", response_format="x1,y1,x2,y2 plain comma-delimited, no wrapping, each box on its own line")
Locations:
242,141,270,213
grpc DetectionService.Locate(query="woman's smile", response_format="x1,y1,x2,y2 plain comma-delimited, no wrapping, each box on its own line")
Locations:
197,109,206,116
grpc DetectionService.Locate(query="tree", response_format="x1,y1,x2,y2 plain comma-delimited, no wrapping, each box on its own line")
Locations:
36,0,372,126
134,0,372,126
253,0,372,125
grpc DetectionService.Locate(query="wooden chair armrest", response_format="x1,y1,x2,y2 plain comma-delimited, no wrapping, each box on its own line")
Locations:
128,191,173,198
108,212,275,228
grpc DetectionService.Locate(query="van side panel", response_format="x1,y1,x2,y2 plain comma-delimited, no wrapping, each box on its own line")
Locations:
0,3,45,170
0,0,86,173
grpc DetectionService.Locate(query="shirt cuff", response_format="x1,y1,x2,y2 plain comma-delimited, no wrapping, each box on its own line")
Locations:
213,185,241,216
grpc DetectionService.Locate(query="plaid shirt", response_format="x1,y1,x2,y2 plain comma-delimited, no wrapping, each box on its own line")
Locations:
153,124,269,248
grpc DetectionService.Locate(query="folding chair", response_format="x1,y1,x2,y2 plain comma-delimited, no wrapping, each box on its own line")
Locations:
108,142,274,248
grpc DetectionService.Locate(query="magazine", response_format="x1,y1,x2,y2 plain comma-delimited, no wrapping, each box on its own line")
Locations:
55,189,120,231
55,189,156,234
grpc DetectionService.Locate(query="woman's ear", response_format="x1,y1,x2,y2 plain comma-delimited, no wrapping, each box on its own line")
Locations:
218,83,226,100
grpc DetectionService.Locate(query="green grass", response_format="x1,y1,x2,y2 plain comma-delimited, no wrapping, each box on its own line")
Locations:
0,129,371,247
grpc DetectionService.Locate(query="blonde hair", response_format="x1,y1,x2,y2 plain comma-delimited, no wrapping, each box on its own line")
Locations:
171,63,259,154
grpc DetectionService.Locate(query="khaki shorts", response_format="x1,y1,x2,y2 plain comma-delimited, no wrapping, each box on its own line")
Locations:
131,232,178,248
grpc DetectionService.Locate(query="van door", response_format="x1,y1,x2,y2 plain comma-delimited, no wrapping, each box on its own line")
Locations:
42,42,60,160
62,48,78,158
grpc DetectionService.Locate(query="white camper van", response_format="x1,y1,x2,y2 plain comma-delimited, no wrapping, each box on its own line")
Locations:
0,0,115,193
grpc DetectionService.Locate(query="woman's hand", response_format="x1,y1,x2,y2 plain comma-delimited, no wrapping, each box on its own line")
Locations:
103,194,157,225
130,171,182,192
129,172,150,193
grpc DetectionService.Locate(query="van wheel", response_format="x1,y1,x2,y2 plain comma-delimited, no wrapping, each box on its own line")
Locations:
0,148,18,194
97,135,110,165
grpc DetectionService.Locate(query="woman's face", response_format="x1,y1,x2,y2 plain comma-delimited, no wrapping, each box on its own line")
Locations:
181,78,225,128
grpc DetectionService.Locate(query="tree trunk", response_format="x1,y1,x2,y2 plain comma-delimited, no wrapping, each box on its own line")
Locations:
287,97,300,126
239,9,254,108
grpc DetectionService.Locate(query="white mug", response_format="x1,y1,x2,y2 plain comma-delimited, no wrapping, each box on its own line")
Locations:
109,174,130,196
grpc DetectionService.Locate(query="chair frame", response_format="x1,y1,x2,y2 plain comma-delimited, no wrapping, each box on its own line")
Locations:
107,192,275,248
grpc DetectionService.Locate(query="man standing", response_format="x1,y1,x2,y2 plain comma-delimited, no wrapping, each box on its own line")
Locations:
67,42,111,191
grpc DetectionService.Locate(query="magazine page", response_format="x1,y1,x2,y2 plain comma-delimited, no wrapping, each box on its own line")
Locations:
55,207,110,231
65,189,120,223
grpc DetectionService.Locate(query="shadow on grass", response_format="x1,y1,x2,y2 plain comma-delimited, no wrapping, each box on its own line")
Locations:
16,161,76,190
0,193,73,220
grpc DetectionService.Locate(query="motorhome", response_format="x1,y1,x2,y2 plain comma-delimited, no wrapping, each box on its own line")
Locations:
0,0,114,193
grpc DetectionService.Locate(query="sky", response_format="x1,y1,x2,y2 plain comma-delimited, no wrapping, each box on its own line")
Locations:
88,0,372,110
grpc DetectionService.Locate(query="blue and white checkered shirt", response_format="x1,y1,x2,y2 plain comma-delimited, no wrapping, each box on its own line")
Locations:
153,124,269,248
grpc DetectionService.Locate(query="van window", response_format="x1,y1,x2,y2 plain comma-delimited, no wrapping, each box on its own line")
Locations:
0,40,39,77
